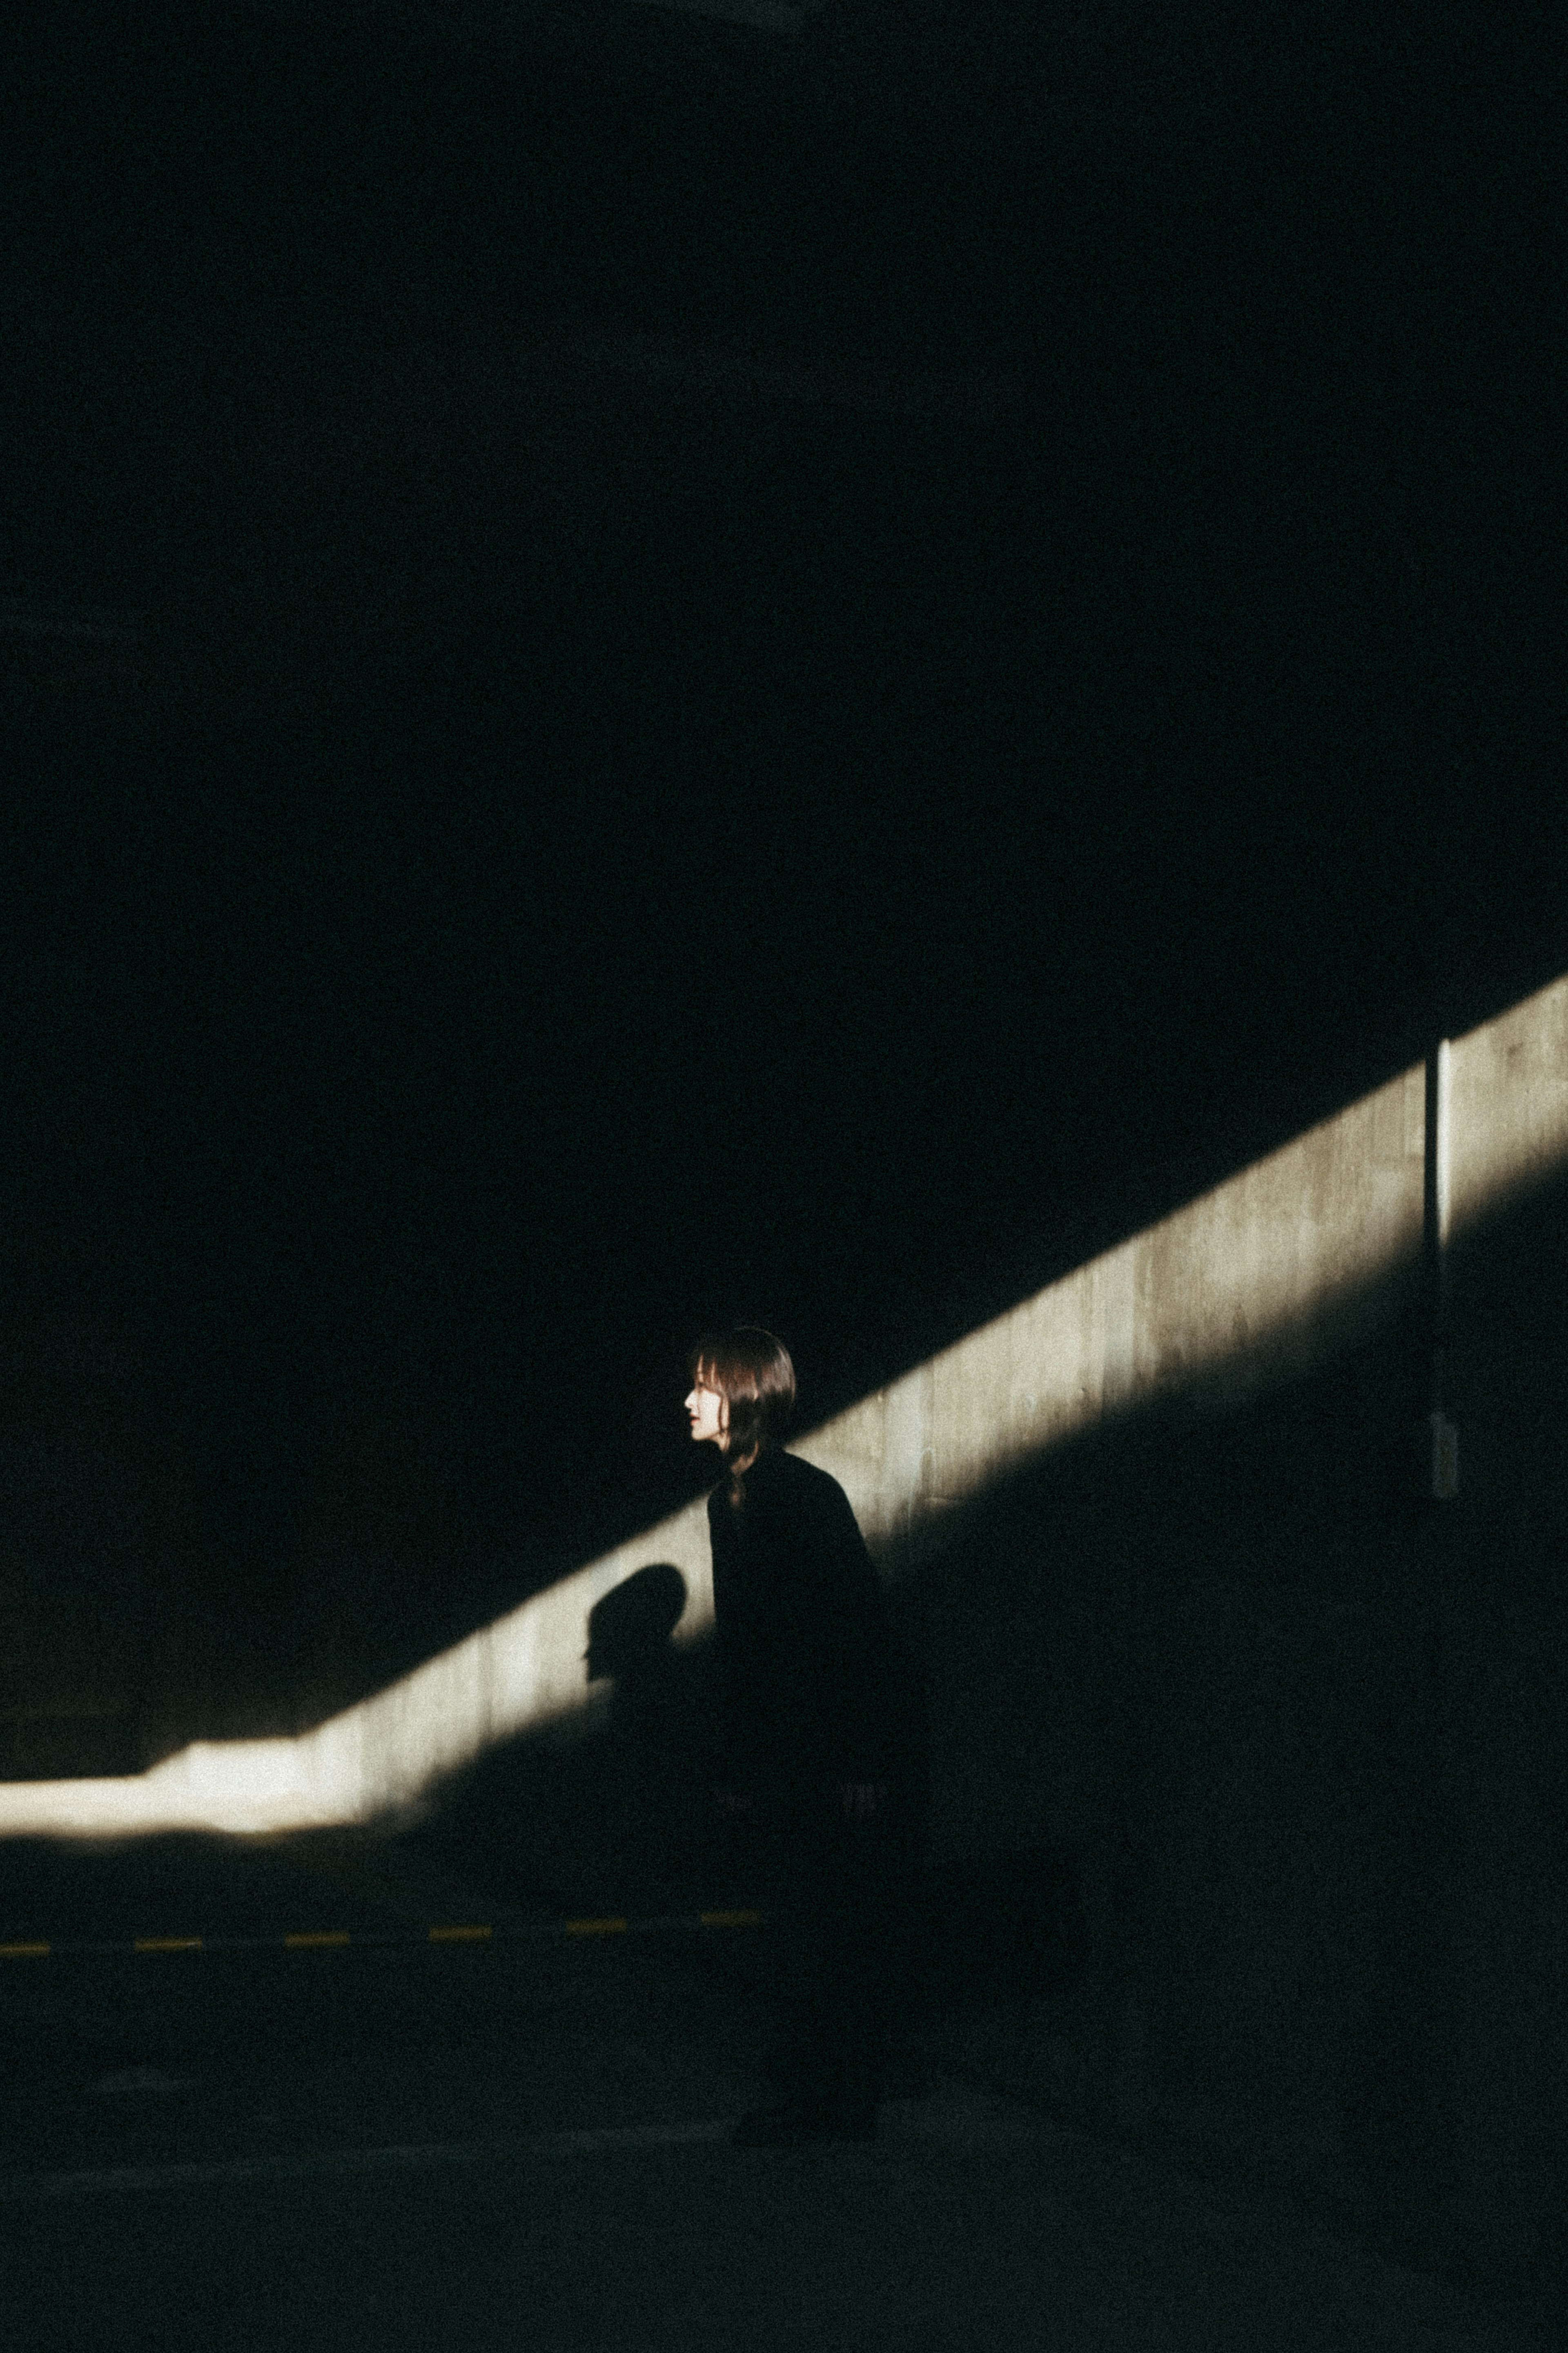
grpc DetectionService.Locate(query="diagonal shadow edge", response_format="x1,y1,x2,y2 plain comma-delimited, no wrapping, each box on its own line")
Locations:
2,972,1564,1838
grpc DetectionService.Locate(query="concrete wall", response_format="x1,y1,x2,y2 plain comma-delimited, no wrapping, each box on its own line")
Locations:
0,1317,198,1782
0,1039,1435,1833
3,975,1564,2317
801,1055,1429,1545
3,981,1560,1823
884,975,1568,2315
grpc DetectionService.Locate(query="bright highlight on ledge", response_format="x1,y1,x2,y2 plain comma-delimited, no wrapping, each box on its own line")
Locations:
2,977,1565,1842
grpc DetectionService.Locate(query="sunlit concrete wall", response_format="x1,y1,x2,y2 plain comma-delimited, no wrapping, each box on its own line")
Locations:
0,1510,715,1835
938,974,1568,2309
799,1059,1428,1543
0,1057,1426,1835
1448,970,1568,1238
6,979,1566,2320
1,979,1564,1865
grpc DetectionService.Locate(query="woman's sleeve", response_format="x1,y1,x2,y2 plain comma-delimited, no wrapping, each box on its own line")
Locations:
798,1481,900,1784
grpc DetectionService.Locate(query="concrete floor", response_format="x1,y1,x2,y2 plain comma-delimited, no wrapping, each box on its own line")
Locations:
0,1831,1551,2351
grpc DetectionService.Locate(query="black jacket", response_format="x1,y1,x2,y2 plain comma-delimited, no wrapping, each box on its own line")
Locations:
708,1445,904,1798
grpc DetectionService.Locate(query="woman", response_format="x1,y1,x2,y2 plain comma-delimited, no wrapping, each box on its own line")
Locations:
686,1326,907,2146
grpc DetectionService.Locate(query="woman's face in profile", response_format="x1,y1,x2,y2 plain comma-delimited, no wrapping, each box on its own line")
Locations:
686,1375,727,1448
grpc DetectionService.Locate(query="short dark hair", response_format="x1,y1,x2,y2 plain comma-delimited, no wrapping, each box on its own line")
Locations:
688,1327,796,1463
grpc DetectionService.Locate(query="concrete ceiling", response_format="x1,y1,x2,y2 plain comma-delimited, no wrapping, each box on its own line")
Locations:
2,2,1543,754
5,0,1043,718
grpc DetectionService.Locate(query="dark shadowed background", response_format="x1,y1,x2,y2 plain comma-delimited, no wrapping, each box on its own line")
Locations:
0,13,1565,2341
0,0,1558,1734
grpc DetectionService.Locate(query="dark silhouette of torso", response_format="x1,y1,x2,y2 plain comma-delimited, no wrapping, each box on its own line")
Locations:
707,1445,907,1810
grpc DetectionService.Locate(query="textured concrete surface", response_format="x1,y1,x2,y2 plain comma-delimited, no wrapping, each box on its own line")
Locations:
4,2093,1551,2352
0,1831,1554,2351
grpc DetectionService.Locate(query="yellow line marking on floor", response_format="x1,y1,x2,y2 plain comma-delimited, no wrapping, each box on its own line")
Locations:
0,1941,50,1958
283,1931,353,1948
134,1937,204,1953
428,1924,492,1941
563,1918,628,1935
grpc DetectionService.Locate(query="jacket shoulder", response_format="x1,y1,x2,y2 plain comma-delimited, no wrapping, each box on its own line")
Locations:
772,1448,842,1494
772,1450,860,1523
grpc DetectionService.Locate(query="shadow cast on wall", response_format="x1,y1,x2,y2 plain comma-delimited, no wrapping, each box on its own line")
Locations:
2,977,1566,2322
416,1151,1566,2326
418,1547,938,1924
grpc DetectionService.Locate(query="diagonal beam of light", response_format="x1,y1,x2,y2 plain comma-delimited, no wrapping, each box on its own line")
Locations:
2,976,1564,1839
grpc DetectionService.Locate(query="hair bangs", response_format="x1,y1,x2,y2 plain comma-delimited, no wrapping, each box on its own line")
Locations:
688,1327,797,1463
